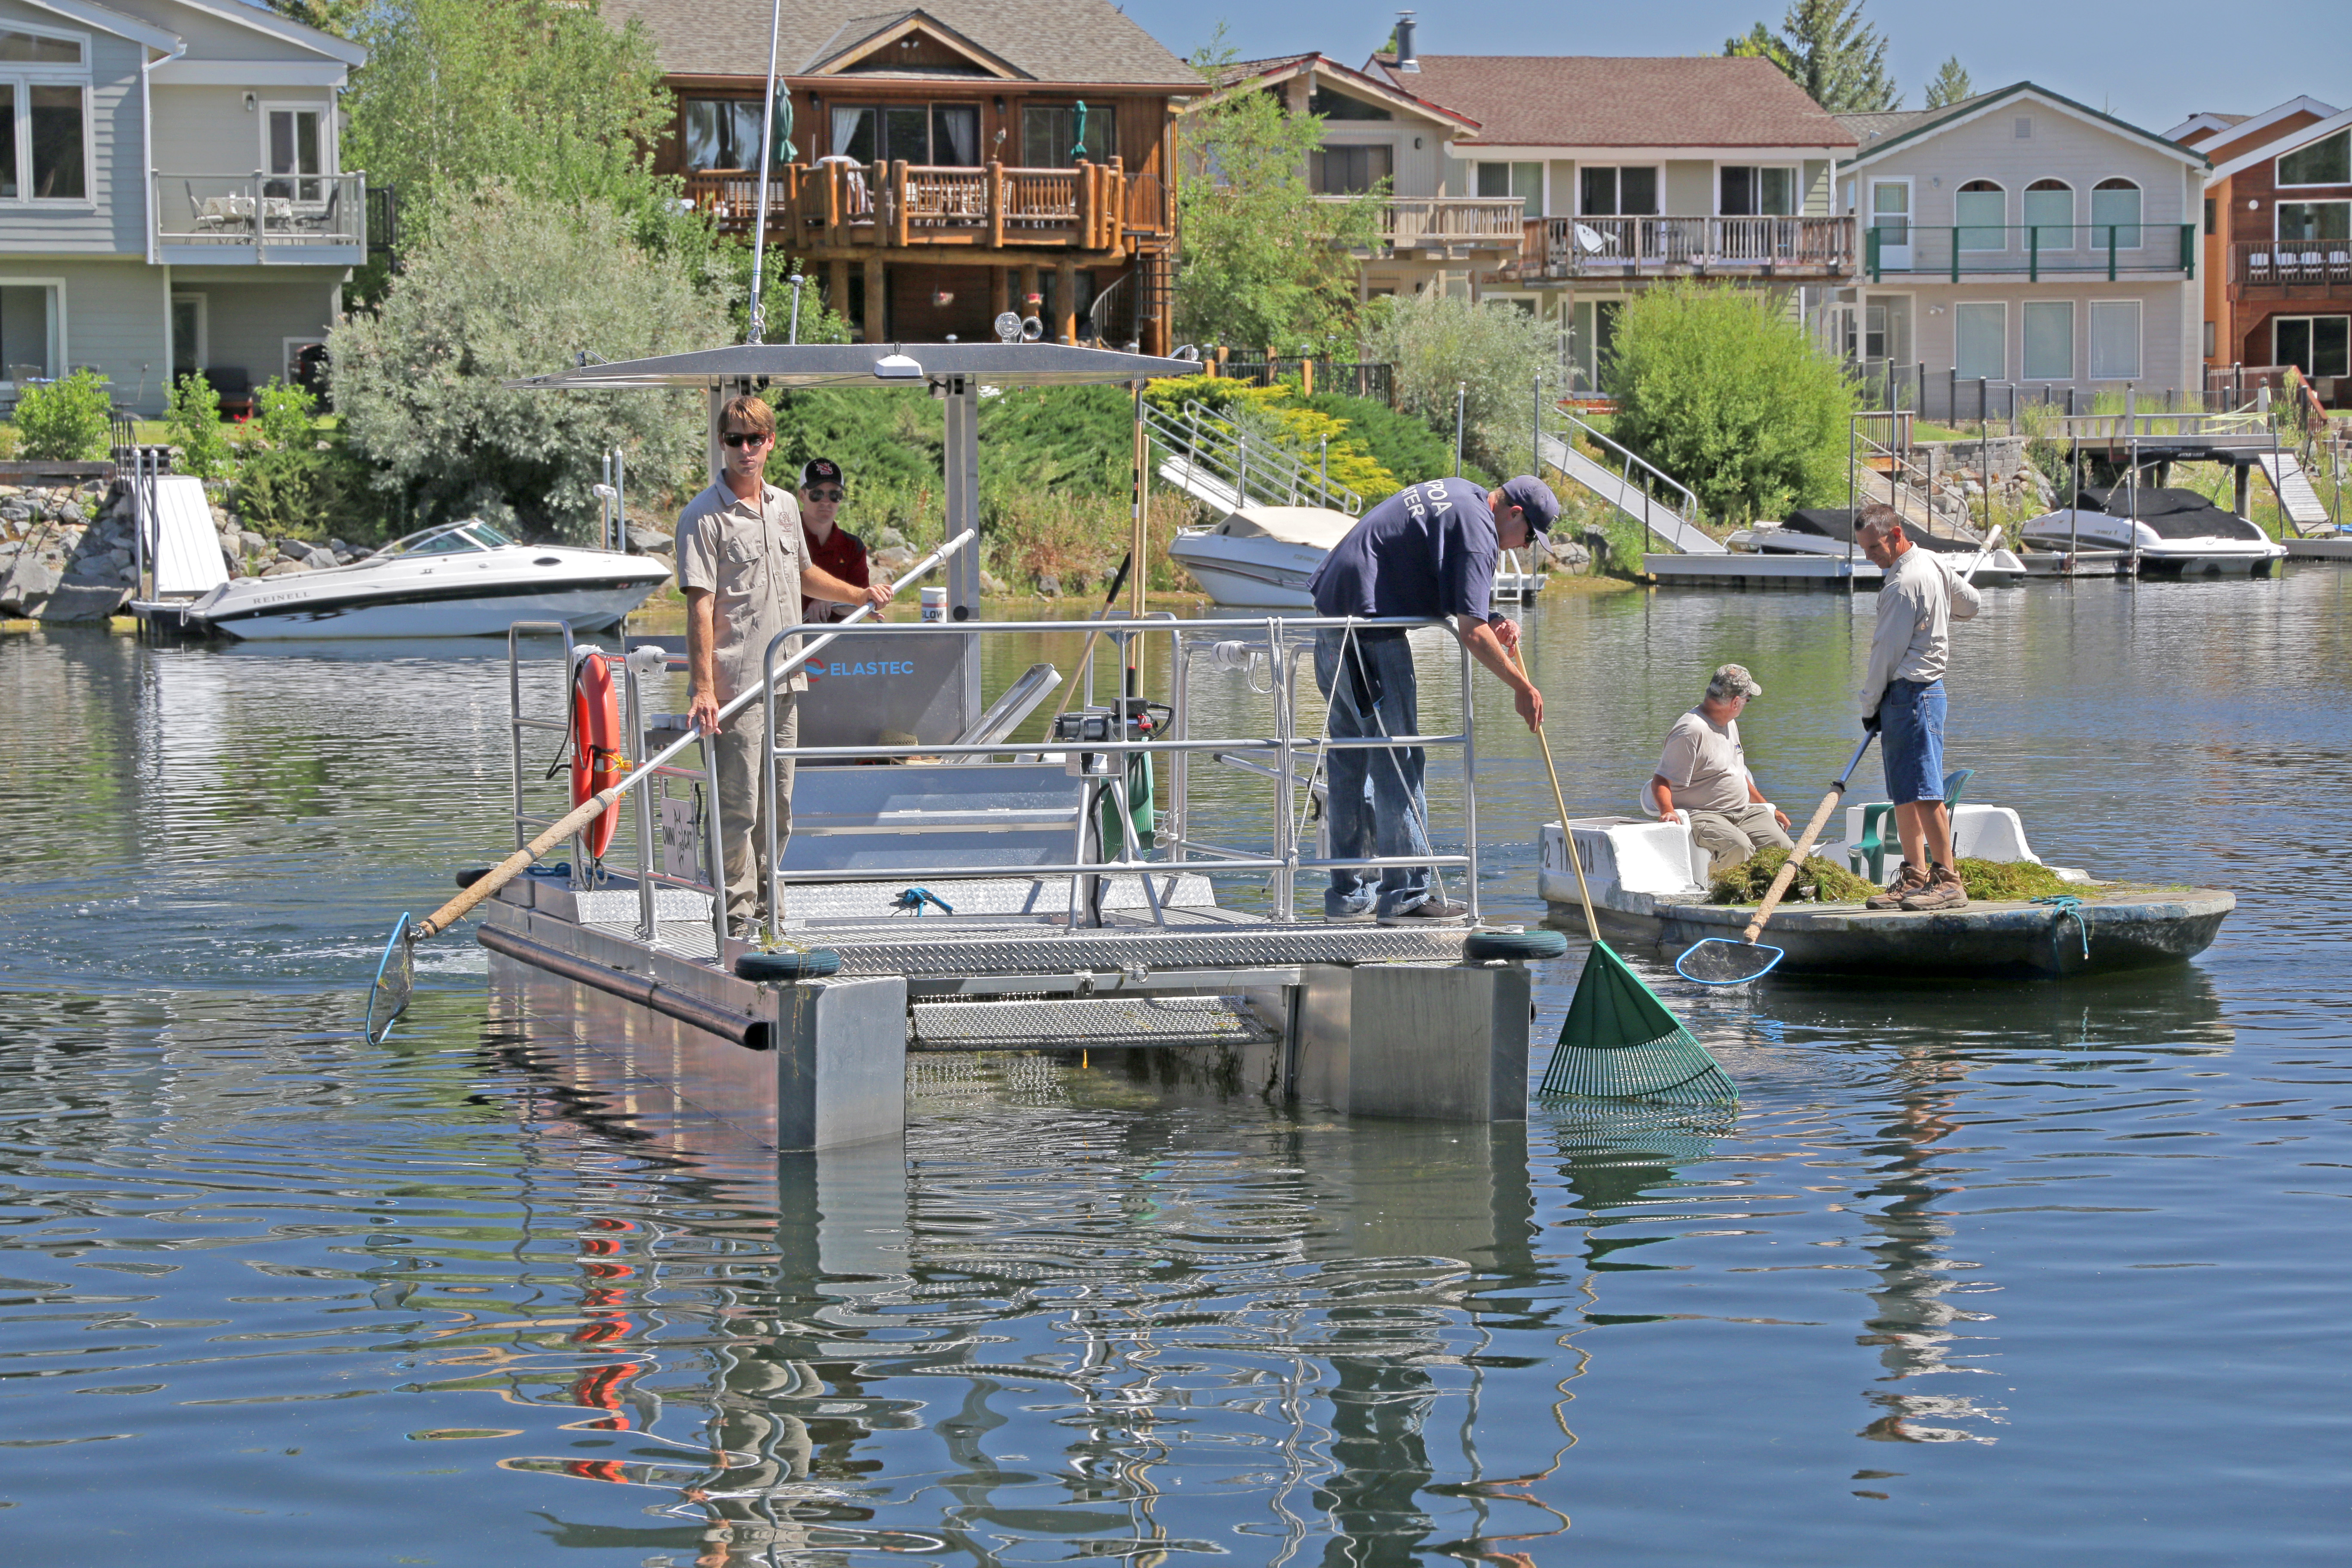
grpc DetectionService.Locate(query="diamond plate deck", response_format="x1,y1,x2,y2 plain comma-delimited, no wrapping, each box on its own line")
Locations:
819,924,1471,977
910,995,1275,1050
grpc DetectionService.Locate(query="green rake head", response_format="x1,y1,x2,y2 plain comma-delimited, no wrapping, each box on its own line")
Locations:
1539,940,1738,1105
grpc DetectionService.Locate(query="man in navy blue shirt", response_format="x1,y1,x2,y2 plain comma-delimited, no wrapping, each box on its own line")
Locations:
1306,475,1557,922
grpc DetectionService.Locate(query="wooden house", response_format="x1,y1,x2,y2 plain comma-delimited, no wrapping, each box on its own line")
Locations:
602,0,1197,353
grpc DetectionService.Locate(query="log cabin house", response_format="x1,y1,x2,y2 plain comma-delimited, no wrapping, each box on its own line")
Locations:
603,0,1196,354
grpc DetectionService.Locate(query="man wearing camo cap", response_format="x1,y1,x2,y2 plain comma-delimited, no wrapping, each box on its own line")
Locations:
1645,663,1794,867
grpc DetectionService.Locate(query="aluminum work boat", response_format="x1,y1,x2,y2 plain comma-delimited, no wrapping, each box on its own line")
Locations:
179,519,671,639
2019,486,2288,576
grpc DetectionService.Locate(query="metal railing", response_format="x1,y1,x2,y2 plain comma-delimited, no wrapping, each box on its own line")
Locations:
152,170,366,251
1865,222,2195,282
754,613,1483,936
1142,397,1365,514
1540,403,1703,542
1516,214,1854,279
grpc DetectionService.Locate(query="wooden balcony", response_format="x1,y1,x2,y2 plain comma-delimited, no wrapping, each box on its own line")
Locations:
683,159,1169,260
1510,215,1856,282
1315,196,1525,254
2230,239,2352,297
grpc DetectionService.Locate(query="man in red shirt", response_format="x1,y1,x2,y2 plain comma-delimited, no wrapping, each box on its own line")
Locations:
796,457,871,622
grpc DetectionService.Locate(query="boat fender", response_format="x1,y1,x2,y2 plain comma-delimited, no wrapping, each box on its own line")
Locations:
570,652,625,861
735,949,844,983
1463,929,1569,963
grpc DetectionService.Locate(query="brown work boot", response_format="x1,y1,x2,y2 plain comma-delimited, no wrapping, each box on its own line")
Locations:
1866,862,1928,910
1900,864,1970,911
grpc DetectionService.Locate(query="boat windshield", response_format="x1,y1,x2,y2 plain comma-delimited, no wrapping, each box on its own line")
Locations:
368,520,519,561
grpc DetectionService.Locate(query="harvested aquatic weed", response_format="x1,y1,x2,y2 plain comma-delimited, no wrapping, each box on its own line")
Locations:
1951,857,2075,900
1708,848,1877,904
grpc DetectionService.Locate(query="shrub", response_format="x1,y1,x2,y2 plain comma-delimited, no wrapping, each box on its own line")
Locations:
255,377,318,450
14,369,113,461
330,184,732,539
166,373,234,479
1357,291,1558,478
230,441,390,543
1606,282,1854,524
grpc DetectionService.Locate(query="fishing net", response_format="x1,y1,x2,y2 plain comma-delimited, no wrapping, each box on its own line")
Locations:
1675,936,1783,987
1539,940,1738,1104
365,914,413,1045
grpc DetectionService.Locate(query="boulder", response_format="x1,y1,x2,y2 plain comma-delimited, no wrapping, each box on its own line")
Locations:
625,524,674,555
36,580,130,622
874,525,910,550
260,560,310,577
238,530,268,558
276,539,309,562
327,537,349,554
979,570,1009,595
58,502,84,525
0,555,58,610
1544,539,1593,573
1035,574,1062,597
301,546,338,570
870,544,918,573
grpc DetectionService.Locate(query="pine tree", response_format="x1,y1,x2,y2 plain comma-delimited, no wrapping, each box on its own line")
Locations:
1724,0,1898,114
1923,56,1975,110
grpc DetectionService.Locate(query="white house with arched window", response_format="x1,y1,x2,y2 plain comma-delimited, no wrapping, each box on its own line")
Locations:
1834,83,2206,411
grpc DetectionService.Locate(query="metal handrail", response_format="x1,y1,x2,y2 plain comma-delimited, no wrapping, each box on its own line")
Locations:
1141,398,1365,515
1540,403,1701,539
753,612,1481,937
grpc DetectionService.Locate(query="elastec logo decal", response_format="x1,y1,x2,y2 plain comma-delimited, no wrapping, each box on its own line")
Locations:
808,658,918,683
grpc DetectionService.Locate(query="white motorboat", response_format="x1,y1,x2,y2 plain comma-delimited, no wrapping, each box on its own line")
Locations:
178,519,672,640
1729,507,2027,585
1167,505,1359,609
2019,486,2287,576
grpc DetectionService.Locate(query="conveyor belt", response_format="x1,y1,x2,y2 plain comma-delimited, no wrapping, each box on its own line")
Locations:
820,923,1470,977
911,995,1274,1050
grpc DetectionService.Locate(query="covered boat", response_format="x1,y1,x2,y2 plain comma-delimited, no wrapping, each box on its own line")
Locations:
1167,505,1359,609
1730,507,2027,585
2019,486,2286,576
176,519,671,640
1536,803,2229,980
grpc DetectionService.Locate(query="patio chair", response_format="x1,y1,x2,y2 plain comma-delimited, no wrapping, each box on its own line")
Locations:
201,365,254,422
2248,251,2272,282
294,183,340,238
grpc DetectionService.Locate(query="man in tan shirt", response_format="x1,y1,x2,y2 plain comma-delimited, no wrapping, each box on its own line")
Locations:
676,395,889,935
1646,663,1793,866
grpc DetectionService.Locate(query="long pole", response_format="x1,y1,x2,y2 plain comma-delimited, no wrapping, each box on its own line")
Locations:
744,0,785,343
787,272,804,344
1455,381,1466,476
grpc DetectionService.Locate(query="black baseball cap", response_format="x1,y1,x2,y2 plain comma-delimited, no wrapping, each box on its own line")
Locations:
800,458,843,490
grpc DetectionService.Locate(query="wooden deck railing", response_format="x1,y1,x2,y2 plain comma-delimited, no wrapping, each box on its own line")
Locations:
1310,196,1524,250
1513,215,1855,279
2231,240,2352,291
683,158,1168,253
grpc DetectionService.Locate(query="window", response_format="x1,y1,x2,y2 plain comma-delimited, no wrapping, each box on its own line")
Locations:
2204,320,2217,358
1720,165,1795,216
1955,180,2005,251
2205,197,2216,235
1020,103,1109,168
263,106,325,202
1870,180,1908,242
683,99,763,170
2092,178,2141,249
1311,144,1392,195
1477,160,1541,217
2274,315,2350,379
0,27,85,202
2278,129,2351,187
170,293,204,380
2089,299,2141,379
2278,202,2351,243
1308,88,1390,121
2022,300,2073,379
2024,179,2072,249
0,282,57,380
1579,165,1657,217
1955,301,2006,380
1570,298,1620,390
836,102,982,165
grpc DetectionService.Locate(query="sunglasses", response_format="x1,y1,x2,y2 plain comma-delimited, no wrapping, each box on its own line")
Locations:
804,487,844,502
720,430,771,449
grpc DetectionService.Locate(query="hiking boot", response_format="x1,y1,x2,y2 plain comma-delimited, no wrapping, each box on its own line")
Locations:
1900,864,1969,912
1865,863,1928,910
1378,897,1470,925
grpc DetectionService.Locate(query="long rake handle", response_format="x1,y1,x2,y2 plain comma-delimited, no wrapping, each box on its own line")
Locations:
1740,733,1875,945
410,529,976,942
1044,549,1134,726
1513,644,1598,939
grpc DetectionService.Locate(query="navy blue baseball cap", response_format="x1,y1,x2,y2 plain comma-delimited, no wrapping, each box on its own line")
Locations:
1498,476,1560,532
800,457,843,490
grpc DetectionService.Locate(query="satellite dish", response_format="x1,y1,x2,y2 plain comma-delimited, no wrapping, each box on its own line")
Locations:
1574,223,1609,254
993,311,1022,343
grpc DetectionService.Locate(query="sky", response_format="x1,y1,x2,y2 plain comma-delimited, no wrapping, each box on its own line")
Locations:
1117,0,2350,137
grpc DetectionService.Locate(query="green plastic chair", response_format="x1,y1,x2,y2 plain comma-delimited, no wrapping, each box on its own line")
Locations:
1850,768,1974,883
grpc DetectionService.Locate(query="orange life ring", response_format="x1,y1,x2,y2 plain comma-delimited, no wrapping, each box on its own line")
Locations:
570,652,624,860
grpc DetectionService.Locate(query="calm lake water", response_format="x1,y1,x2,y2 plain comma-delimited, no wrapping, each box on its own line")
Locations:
4,573,2351,1565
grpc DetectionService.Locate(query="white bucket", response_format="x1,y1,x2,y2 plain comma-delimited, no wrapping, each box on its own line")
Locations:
920,586,947,622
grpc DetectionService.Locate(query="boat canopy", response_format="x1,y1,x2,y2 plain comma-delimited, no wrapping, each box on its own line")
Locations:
507,342,1197,392
1783,508,1986,554
1213,506,1363,549
2078,487,2269,541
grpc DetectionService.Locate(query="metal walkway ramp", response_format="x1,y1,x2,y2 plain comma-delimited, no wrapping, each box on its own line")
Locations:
2258,452,2334,533
1143,399,1363,516
1537,415,1724,555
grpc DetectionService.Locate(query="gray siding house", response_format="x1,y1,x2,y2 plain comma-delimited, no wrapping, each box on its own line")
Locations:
0,0,364,417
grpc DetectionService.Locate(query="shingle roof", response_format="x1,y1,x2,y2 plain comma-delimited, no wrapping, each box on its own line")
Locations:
1837,94,1992,148
1363,54,1853,149
602,0,1199,86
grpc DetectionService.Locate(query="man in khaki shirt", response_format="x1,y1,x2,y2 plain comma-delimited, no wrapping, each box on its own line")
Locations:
1645,663,1792,866
677,394,888,934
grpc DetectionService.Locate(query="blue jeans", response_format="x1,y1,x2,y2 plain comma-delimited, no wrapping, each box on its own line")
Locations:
1313,628,1433,917
1879,678,1947,805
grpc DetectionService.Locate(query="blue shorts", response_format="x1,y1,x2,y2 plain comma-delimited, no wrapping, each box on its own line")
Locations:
1879,679,1947,805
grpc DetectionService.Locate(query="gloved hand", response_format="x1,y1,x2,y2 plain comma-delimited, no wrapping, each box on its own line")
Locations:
1861,710,1881,734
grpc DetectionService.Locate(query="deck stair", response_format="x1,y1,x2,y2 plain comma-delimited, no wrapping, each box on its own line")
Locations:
2258,451,2334,534
1537,410,1722,554
1142,398,1363,516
